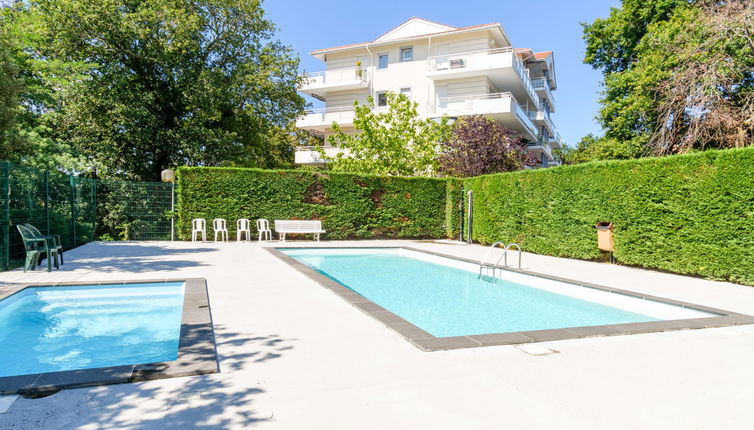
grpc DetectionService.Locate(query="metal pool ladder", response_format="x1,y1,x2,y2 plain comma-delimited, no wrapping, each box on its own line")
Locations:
479,241,522,279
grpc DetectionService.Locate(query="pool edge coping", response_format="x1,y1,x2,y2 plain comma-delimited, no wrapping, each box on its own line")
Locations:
0,278,219,395
266,245,754,352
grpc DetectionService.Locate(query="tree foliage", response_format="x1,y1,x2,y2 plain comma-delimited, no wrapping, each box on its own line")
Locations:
437,115,532,177
581,0,753,161
583,0,690,75
4,0,304,180
0,26,20,159
649,0,754,154
324,92,451,176
0,7,91,172
566,133,644,164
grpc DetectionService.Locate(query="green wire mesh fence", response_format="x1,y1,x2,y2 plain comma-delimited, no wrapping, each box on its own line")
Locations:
0,161,174,271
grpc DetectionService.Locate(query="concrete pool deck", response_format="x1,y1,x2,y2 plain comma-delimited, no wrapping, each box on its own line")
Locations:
1,240,753,429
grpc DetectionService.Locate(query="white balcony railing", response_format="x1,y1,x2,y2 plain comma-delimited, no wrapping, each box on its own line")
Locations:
528,140,553,160
549,132,562,147
299,67,368,90
427,48,539,109
297,106,356,128
294,146,342,164
427,47,513,71
532,77,555,110
512,98,539,139
528,109,556,135
427,92,538,138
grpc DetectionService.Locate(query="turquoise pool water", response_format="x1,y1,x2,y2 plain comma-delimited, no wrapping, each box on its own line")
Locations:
0,282,185,377
281,248,660,337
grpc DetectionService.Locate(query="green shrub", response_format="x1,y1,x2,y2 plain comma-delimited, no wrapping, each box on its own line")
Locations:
464,147,754,285
175,147,754,286
176,167,454,240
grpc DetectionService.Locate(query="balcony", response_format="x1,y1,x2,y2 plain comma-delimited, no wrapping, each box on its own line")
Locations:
298,67,369,97
548,132,562,149
427,92,538,140
296,106,356,132
531,78,555,113
528,109,556,135
427,48,539,110
527,140,554,161
294,146,342,164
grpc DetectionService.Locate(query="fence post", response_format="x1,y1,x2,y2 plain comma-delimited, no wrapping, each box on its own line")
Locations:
458,187,464,242
466,190,473,244
92,180,97,242
1,162,9,270
171,182,175,241
70,175,76,248
44,170,50,235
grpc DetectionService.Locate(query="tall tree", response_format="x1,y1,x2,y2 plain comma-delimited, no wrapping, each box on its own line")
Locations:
0,6,91,172
581,0,753,160
437,115,532,177
324,92,451,176
583,0,690,75
582,0,693,156
11,0,304,180
0,26,19,159
649,0,754,154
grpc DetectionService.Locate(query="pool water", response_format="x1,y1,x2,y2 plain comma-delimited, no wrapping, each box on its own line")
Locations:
281,248,712,337
0,282,185,377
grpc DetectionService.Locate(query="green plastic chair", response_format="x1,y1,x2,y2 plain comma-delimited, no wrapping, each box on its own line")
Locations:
23,223,63,266
16,224,60,272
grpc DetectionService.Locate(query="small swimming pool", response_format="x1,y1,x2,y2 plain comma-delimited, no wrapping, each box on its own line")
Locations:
280,248,716,339
0,282,185,378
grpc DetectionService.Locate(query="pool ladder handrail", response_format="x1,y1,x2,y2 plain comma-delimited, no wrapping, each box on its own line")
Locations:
479,241,522,278
504,243,522,270
479,242,507,277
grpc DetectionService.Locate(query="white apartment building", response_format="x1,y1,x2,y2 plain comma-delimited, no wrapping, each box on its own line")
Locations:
295,17,561,168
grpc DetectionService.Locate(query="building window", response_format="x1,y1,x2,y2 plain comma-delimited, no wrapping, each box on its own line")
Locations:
376,91,388,107
400,87,411,99
400,47,413,62
378,53,388,69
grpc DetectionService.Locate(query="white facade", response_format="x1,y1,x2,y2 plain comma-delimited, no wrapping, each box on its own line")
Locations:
295,18,562,168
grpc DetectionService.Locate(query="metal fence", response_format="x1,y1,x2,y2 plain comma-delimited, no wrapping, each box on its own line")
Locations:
0,161,174,271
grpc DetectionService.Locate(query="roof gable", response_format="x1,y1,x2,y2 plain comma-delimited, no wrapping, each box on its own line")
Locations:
374,17,456,42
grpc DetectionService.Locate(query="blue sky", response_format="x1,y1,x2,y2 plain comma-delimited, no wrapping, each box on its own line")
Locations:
264,0,620,147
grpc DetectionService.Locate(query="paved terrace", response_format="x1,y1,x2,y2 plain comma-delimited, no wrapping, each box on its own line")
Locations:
1,240,753,429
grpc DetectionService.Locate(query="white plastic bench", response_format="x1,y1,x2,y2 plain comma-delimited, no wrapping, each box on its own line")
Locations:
274,220,326,242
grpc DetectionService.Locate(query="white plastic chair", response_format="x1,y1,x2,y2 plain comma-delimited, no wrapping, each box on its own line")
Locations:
213,218,228,242
256,219,272,242
236,218,251,242
191,218,206,242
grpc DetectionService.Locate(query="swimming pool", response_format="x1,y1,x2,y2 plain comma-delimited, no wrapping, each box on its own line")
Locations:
275,247,737,349
0,282,185,378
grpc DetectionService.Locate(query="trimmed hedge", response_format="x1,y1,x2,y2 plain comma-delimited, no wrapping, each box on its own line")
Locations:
176,167,455,240
176,147,754,286
464,147,754,285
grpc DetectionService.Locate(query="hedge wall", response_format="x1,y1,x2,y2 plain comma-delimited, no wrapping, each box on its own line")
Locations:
176,167,455,240
464,147,754,285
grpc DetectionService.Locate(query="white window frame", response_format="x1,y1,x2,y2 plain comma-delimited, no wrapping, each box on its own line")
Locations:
399,46,413,62
376,91,388,107
400,87,412,99
377,53,389,69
